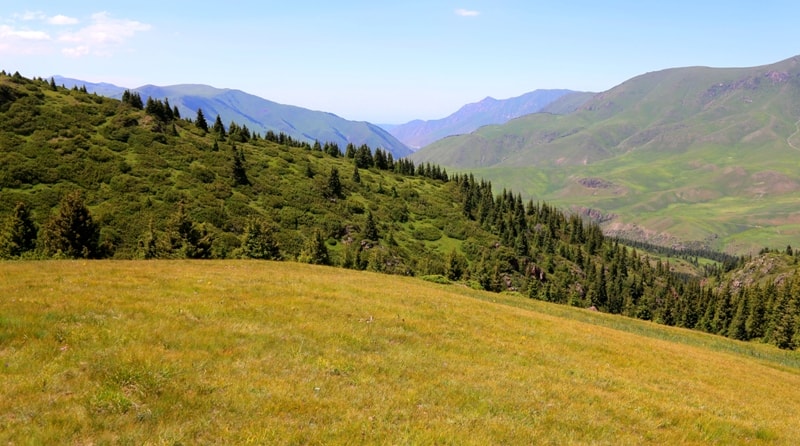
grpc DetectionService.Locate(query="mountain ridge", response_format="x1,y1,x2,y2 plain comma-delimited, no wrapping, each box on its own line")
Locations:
52,76,412,159
385,89,592,149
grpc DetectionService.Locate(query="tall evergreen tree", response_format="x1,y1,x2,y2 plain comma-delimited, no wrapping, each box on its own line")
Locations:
355,144,374,168
728,289,749,340
445,248,468,281
195,109,209,132
213,115,226,138
231,145,250,186
768,283,797,349
241,218,280,260
137,217,160,259
300,230,330,265
166,202,213,259
363,211,379,242
41,191,100,258
0,202,37,258
326,167,342,199
745,285,767,339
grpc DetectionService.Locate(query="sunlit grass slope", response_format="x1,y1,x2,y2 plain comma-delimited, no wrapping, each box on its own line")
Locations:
2,260,800,444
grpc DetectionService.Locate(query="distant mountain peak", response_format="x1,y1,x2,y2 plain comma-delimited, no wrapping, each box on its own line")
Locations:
385,89,590,149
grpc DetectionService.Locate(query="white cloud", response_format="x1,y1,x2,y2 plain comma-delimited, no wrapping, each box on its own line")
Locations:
48,15,79,26
0,24,51,55
0,10,149,57
57,12,151,56
0,25,51,41
62,45,90,58
455,8,480,17
14,11,47,21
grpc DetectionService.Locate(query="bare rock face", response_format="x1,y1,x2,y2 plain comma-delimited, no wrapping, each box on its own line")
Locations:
577,177,614,189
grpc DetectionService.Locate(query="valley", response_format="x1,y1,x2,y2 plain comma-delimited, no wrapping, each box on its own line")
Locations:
3,3,800,443
411,56,800,254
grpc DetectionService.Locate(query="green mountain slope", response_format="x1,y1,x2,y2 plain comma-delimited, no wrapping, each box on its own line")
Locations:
54,77,412,159
411,56,800,253
3,261,800,444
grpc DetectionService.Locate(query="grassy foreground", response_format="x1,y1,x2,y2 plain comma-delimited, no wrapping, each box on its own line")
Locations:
1,261,799,444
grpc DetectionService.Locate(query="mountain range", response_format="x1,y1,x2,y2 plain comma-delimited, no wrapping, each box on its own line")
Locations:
383,89,593,149
52,76,413,159
410,55,800,254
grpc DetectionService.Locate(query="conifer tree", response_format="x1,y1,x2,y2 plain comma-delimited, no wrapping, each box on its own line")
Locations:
42,191,100,258
138,217,160,259
326,167,342,199
241,218,280,260
768,283,797,349
325,142,341,157
166,202,213,259
300,230,330,265
345,143,357,159
445,248,468,281
352,165,361,183
363,211,379,242
355,144,373,168
195,108,209,132
0,202,37,258
121,90,143,109
727,289,749,340
745,285,767,339
213,115,226,138
231,145,249,186
163,98,174,121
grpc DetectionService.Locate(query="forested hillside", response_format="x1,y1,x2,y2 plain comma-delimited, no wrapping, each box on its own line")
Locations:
1,71,800,350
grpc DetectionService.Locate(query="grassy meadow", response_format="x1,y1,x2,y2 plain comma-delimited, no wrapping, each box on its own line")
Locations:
2,260,800,444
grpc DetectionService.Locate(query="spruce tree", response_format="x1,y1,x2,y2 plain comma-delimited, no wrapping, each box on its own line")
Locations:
744,285,767,339
363,211,379,242
195,108,209,132
355,144,374,168
42,191,100,258
241,218,280,260
0,202,37,258
727,290,749,340
213,115,226,138
300,230,330,265
166,202,213,259
768,283,797,349
138,217,160,259
231,146,249,186
326,167,342,199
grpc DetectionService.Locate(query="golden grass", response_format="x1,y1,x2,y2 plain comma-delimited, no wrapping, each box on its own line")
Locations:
1,260,799,444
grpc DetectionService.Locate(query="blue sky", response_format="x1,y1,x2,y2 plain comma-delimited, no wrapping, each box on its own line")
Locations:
1,1,798,123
